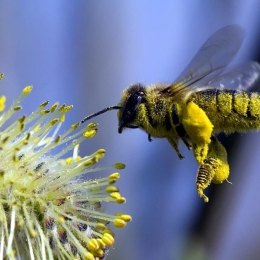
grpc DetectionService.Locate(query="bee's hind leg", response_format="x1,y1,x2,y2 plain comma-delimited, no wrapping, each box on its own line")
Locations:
148,134,153,142
196,137,230,203
167,137,184,159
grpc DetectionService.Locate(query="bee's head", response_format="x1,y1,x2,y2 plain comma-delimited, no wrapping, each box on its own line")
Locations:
81,83,146,134
117,83,146,133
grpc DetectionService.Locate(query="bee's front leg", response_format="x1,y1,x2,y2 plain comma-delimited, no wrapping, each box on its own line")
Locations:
196,137,230,202
167,137,184,159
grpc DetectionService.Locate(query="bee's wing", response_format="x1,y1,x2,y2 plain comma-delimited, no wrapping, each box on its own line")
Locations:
163,25,245,98
207,61,260,90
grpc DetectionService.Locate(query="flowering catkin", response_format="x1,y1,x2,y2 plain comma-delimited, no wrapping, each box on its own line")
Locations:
0,80,130,260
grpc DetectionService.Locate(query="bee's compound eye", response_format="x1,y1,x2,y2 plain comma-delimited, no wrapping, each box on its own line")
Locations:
121,92,143,123
128,93,143,110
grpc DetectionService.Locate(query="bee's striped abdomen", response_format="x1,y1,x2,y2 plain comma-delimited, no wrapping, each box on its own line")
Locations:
193,89,260,133
196,89,260,117
216,89,234,115
245,92,260,118
217,89,260,117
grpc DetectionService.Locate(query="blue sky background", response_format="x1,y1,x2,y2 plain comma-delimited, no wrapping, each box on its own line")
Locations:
0,1,260,260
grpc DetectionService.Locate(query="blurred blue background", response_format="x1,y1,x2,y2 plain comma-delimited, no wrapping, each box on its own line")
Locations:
0,1,260,260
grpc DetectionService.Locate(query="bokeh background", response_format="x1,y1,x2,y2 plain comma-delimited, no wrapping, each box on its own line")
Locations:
0,1,260,260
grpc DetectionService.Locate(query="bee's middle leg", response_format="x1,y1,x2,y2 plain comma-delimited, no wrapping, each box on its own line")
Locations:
167,137,184,159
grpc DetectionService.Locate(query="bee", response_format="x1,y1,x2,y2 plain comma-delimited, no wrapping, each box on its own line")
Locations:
82,25,260,202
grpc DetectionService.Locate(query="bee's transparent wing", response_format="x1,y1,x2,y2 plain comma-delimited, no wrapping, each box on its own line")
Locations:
207,61,260,90
164,25,245,97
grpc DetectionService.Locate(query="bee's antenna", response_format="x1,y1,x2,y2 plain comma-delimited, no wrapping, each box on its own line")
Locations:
81,106,121,124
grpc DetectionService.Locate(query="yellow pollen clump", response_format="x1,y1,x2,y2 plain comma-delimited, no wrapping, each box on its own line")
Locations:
62,105,73,112
95,149,106,159
116,197,126,204
84,129,97,138
83,157,97,167
97,238,106,249
87,238,100,251
39,100,49,108
106,186,119,193
71,122,80,130
114,219,126,228
50,118,59,126
40,109,50,115
30,229,37,237
120,214,132,222
84,252,95,260
60,114,65,122
109,172,120,180
50,102,59,113
0,96,6,112
110,192,121,199
87,122,98,129
102,233,114,246
114,162,125,169
54,135,61,143
14,106,22,111
22,85,33,95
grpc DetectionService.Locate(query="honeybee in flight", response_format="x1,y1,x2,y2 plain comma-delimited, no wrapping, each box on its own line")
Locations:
82,25,260,202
